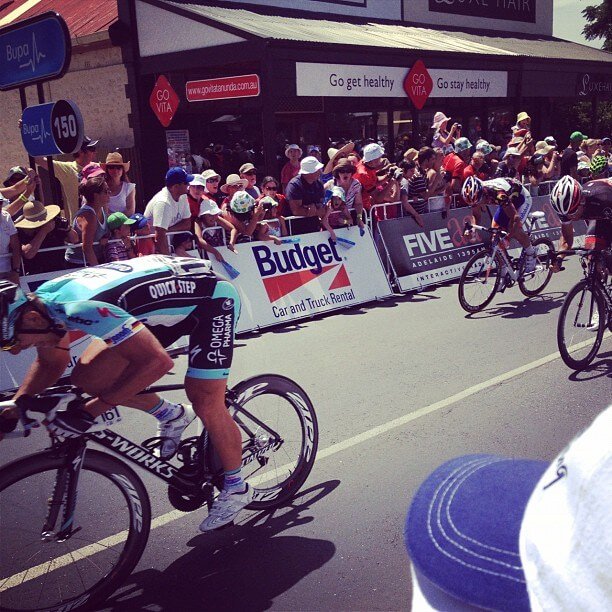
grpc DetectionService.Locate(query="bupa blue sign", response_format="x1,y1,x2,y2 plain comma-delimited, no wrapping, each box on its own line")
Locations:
0,12,71,91
21,100,83,157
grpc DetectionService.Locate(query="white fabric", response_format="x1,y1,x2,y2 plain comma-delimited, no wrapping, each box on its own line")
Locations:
144,187,190,230
0,209,16,272
519,405,612,612
108,182,135,214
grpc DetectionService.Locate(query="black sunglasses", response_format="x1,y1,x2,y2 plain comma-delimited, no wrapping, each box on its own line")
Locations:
264,185,278,191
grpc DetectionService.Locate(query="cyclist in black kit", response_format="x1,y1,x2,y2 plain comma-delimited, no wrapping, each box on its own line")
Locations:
0,254,251,531
550,176,612,254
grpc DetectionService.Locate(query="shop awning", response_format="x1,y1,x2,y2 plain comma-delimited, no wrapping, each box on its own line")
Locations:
158,1,611,64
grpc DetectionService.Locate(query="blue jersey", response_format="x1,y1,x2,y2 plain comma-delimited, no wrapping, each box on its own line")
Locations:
35,255,218,348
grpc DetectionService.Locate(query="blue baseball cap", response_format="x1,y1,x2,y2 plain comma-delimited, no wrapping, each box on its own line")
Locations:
165,167,194,187
129,213,148,230
405,454,547,611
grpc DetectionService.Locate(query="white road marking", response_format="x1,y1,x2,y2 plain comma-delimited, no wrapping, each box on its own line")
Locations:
1,334,608,591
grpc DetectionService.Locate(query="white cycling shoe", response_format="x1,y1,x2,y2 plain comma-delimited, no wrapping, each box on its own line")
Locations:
199,484,253,532
155,404,196,459
523,253,537,274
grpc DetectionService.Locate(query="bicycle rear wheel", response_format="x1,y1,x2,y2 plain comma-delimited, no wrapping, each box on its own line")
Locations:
458,249,502,313
0,449,151,612
230,374,318,510
519,238,554,297
557,280,606,370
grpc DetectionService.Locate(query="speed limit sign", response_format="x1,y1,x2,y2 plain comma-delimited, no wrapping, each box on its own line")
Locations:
21,99,84,156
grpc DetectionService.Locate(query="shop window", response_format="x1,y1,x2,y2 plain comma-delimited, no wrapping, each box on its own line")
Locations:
326,111,385,144
174,112,264,178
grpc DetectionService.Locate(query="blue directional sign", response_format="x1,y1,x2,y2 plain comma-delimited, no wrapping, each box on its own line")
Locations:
0,12,71,91
21,100,83,157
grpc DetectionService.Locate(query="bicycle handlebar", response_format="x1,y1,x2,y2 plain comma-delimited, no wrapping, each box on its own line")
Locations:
463,221,508,238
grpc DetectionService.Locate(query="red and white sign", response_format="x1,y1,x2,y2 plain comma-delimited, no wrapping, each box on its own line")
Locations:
186,74,260,102
404,60,433,110
149,75,180,127
209,227,392,333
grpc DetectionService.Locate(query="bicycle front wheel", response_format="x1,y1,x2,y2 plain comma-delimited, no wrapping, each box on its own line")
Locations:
519,238,554,297
557,280,606,370
230,374,318,510
458,249,502,313
0,449,151,612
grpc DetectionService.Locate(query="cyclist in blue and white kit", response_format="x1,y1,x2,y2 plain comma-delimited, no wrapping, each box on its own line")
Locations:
0,255,250,531
462,176,538,273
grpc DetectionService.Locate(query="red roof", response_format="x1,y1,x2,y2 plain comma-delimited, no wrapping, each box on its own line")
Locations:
0,0,117,38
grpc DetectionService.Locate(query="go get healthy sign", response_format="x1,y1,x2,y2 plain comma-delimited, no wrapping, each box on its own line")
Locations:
296,62,507,100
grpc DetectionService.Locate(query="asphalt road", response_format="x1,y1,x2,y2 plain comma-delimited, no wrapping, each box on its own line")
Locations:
1,256,610,611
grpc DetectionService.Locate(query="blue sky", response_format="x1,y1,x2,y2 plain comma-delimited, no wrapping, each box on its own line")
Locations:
553,0,602,48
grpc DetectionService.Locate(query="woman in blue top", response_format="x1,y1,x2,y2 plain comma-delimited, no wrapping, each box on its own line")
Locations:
65,172,109,267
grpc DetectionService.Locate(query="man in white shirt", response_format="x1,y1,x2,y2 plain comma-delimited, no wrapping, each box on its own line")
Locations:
144,167,193,255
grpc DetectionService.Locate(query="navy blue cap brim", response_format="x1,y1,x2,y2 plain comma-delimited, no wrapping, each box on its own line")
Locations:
405,454,547,611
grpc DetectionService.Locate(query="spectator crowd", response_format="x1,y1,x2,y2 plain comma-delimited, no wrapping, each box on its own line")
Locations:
1,110,610,282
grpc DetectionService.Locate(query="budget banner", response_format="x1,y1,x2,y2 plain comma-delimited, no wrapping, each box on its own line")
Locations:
209,227,392,333
378,197,587,293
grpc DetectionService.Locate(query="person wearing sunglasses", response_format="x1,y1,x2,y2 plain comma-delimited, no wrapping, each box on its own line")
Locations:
64,170,110,267
0,250,253,531
239,163,260,199
101,152,136,217
257,177,288,238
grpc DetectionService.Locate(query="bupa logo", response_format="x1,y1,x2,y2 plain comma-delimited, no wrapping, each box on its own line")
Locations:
252,239,351,302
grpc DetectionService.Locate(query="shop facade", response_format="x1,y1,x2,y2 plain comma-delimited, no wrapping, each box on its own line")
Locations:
122,0,612,201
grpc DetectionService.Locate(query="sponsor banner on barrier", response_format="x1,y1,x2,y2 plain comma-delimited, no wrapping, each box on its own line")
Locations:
209,226,392,332
378,196,587,292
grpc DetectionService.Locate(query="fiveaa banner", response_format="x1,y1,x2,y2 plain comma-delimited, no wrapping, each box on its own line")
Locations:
378,196,587,292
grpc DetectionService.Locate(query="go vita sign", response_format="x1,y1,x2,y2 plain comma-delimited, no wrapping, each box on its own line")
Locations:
296,62,507,105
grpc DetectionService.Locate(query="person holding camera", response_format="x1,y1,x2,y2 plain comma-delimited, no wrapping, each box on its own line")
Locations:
431,112,461,154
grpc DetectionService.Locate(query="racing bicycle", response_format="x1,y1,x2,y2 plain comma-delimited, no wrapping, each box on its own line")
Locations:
556,247,612,370
0,366,318,612
458,212,554,313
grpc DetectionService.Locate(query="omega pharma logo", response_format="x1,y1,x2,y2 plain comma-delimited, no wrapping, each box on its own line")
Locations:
404,60,433,110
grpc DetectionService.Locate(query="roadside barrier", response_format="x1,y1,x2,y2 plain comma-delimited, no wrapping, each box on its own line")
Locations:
372,195,588,293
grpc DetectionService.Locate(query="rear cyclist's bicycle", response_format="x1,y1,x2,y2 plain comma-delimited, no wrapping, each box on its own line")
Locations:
0,369,318,612
556,247,612,370
458,212,554,313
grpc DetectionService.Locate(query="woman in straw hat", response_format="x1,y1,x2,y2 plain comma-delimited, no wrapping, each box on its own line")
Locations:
15,200,75,275
101,152,136,217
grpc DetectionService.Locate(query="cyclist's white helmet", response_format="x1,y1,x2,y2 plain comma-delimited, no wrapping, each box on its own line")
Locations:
461,176,484,205
550,176,582,219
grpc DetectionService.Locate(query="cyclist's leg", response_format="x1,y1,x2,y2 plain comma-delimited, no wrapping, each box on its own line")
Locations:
184,279,242,472
71,339,160,411
507,199,532,249
553,221,574,272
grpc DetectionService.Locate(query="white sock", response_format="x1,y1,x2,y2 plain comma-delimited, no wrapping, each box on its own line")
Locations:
147,399,182,422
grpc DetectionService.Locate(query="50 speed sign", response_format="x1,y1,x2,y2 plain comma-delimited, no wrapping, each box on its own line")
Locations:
21,99,84,157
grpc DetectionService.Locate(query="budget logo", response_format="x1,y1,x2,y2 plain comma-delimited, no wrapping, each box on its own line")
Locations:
252,239,352,302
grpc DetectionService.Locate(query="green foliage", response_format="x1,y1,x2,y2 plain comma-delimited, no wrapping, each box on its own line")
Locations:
553,100,612,140
582,0,612,51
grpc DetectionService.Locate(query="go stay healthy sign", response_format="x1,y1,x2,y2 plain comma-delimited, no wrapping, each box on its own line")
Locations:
296,62,507,100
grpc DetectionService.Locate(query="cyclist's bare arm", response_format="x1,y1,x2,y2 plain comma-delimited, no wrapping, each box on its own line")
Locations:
81,329,173,418
14,334,72,402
